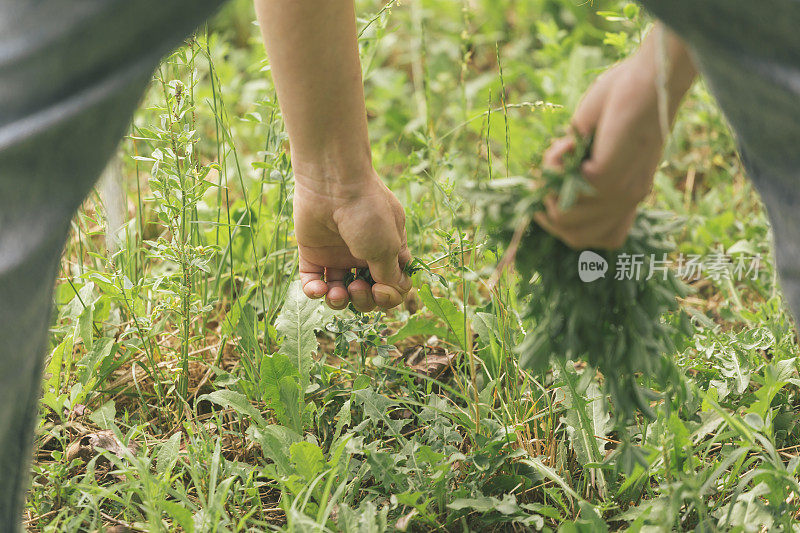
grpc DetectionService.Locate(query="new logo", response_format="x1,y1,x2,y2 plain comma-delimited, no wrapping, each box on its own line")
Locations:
578,251,608,282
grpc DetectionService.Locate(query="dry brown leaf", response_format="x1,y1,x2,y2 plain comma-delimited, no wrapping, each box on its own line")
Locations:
402,345,457,378
395,508,418,531
64,430,139,464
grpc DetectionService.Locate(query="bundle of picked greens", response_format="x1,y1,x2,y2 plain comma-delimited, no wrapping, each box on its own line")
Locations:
475,136,691,423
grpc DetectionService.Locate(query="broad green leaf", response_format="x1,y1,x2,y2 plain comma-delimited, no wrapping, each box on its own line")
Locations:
715,482,773,530
333,399,352,442
221,283,257,336
200,389,267,427
46,335,73,398
156,432,182,477
520,457,579,501
448,496,496,513
276,281,325,391
472,312,499,347
246,424,302,477
388,315,448,344
365,448,407,490
567,501,609,533
161,500,194,533
747,358,796,420
278,376,304,434
415,444,444,465
77,337,115,387
448,494,522,516
417,284,467,350
78,304,94,351
89,400,116,430
238,304,263,360
260,352,299,425
700,447,748,497
60,282,95,322
290,441,325,481
336,500,388,533
495,493,521,515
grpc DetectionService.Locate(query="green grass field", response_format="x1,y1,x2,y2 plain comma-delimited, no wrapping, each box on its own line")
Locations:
24,0,800,531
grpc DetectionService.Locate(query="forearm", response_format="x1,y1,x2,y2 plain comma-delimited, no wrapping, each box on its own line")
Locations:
633,24,698,114
254,0,372,187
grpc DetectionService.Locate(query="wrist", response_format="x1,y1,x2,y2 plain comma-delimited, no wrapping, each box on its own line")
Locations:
663,31,697,99
636,25,696,100
293,159,381,200
292,137,373,175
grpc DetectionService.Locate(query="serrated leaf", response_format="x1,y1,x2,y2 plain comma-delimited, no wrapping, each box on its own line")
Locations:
352,388,407,436
260,352,299,425
276,281,325,392
290,441,326,481
559,366,611,496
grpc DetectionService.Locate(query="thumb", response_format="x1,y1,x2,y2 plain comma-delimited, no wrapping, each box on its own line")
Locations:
571,65,617,138
368,250,412,310
543,136,576,171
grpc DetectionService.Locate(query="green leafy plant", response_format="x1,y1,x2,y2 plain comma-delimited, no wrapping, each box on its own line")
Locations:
475,134,691,425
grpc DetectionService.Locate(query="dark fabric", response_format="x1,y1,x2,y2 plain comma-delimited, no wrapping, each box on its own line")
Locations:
640,0,800,318
0,1,225,529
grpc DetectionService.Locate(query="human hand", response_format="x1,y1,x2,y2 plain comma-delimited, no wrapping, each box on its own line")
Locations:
536,26,696,249
293,170,412,312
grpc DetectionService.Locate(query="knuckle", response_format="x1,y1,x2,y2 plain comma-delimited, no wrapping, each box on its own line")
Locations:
581,160,605,182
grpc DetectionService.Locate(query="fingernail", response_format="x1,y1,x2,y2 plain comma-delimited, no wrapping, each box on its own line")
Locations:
374,287,392,307
329,298,347,307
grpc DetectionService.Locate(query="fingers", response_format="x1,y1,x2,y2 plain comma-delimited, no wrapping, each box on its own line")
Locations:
398,247,413,270
300,257,327,299
367,253,412,310
300,259,351,310
347,279,376,313
300,251,413,311
545,65,616,178
536,196,634,250
543,136,576,171
324,268,350,310
350,247,412,312
571,63,618,137
299,256,352,310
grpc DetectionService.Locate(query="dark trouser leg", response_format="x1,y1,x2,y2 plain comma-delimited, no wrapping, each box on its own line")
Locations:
639,0,800,320
0,0,225,528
